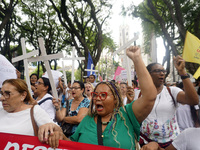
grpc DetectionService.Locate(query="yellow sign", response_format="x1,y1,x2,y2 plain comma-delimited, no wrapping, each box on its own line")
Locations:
183,31,200,79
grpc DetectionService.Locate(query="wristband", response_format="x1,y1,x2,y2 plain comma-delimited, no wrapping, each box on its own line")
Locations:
180,73,190,80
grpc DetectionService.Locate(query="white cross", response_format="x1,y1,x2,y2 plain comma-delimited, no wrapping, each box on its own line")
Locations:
57,61,71,86
113,30,139,86
27,38,64,99
12,38,39,94
63,47,85,84
85,64,98,75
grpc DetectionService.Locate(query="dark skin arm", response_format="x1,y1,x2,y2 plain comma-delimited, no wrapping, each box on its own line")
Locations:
141,142,176,150
126,46,157,124
174,56,199,105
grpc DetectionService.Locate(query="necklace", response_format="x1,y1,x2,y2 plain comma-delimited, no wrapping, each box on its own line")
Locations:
101,120,110,125
100,115,112,125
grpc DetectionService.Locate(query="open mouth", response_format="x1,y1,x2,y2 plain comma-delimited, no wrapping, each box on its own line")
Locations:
158,77,164,82
96,104,104,111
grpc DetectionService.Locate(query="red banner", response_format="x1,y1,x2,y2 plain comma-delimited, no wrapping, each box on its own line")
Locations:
0,132,126,150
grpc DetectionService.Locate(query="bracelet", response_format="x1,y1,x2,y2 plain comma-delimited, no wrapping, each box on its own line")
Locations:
180,73,190,80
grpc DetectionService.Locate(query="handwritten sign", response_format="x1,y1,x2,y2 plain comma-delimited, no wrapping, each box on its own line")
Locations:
120,70,134,82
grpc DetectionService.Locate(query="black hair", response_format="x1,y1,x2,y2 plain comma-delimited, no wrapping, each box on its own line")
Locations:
146,62,161,72
190,106,200,126
73,80,86,97
30,73,39,85
89,74,96,79
120,82,127,86
111,79,115,83
132,80,138,87
41,77,52,94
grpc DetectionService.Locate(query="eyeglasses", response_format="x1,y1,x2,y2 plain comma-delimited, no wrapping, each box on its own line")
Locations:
0,91,13,99
70,87,81,90
91,92,108,101
150,69,167,74
35,81,44,85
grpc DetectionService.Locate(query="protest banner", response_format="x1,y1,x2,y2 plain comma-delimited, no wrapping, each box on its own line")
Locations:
0,132,126,150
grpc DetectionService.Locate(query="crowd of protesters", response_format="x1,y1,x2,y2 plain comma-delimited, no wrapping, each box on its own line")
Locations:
1,46,200,150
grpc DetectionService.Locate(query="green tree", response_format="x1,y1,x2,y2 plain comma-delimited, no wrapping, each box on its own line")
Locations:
13,0,71,73
124,0,200,74
75,68,82,81
0,0,19,61
49,0,114,75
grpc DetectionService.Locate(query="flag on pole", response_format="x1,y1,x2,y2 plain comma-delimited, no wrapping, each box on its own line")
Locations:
98,73,103,82
87,52,96,77
113,66,125,80
182,31,200,79
183,31,200,64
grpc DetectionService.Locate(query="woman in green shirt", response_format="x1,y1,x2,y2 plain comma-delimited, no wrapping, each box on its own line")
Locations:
44,46,157,150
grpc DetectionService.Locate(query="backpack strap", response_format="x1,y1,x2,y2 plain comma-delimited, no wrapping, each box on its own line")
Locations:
138,87,176,107
30,105,38,136
38,97,53,105
166,87,176,107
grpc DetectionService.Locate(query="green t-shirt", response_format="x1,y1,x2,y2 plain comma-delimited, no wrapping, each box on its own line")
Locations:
70,101,140,150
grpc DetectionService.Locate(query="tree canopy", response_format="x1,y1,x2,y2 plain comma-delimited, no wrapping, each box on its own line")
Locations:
0,0,116,78
124,0,200,74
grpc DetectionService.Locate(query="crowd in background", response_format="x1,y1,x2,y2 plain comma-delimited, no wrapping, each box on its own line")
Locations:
1,46,200,150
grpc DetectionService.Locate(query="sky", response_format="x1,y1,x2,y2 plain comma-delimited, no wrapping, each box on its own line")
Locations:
108,0,165,64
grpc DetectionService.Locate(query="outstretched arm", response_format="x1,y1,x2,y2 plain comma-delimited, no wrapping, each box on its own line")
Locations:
38,123,71,148
174,55,199,105
126,46,157,123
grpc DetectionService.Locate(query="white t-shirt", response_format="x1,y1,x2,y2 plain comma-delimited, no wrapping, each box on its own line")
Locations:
135,86,182,143
0,105,53,136
176,104,199,132
172,128,200,150
123,97,128,105
37,93,55,121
